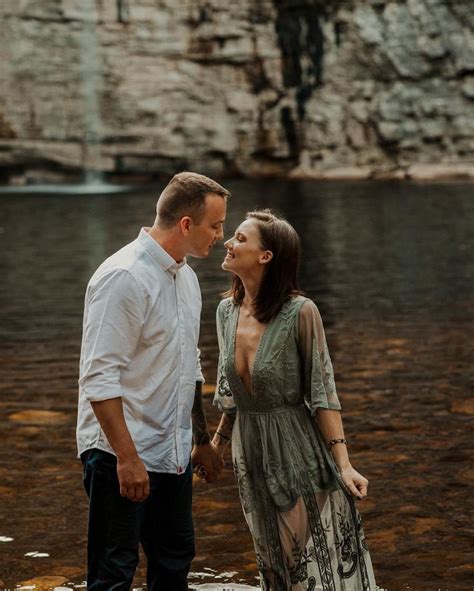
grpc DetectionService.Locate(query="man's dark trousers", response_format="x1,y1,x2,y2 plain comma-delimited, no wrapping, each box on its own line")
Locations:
82,449,195,591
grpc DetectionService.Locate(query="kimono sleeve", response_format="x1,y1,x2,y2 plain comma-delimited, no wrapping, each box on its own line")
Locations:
213,302,236,414
297,299,341,414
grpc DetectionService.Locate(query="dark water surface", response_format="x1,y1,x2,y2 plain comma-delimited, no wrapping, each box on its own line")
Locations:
0,180,473,590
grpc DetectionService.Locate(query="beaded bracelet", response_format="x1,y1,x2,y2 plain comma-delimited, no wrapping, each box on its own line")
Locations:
216,430,231,442
327,437,347,450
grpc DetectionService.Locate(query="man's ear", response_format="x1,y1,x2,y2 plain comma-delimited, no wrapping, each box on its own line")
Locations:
180,216,192,235
260,250,273,265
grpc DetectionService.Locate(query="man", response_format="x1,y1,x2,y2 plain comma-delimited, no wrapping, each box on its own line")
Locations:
76,172,229,591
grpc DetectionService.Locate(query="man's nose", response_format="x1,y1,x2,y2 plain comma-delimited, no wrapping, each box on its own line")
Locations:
217,227,224,241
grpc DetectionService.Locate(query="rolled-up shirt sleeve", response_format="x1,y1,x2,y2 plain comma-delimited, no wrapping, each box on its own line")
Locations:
78,269,146,402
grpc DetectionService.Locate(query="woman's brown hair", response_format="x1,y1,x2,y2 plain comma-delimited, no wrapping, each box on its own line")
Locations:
225,209,302,324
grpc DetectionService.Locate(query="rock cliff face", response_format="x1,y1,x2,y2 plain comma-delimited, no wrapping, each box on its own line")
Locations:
0,0,473,183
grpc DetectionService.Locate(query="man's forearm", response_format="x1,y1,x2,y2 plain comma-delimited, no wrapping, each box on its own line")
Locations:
91,397,139,461
192,382,211,446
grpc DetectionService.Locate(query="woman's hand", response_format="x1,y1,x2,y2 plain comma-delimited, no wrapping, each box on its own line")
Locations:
339,465,369,501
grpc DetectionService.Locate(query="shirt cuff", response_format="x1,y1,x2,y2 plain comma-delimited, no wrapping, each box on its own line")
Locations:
79,377,124,403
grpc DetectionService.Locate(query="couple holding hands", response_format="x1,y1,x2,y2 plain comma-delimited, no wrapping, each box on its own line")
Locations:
77,172,376,591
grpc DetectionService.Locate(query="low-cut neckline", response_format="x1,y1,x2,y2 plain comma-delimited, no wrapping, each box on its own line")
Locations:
232,304,272,397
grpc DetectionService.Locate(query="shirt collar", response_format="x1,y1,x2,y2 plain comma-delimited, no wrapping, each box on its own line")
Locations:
138,228,187,275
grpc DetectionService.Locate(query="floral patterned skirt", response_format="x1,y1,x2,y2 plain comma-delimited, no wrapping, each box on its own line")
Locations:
242,484,376,591
232,408,377,591
232,417,377,590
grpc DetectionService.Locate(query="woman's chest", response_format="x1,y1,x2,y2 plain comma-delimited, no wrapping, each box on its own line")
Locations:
234,313,267,374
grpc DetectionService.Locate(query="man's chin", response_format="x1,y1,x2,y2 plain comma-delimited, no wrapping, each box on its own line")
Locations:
188,249,209,259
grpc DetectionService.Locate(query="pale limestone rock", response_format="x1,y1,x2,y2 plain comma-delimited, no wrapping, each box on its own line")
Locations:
0,140,83,167
382,3,434,79
408,163,474,180
0,0,473,181
455,32,474,74
349,101,371,124
377,120,419,143
452,116,474,139
462,78,474,100
354,7,383,46
347,118,368,149
419,119,445,140
318,166,373,180
352,81,377,101
290,163,373,180
418,35,448,60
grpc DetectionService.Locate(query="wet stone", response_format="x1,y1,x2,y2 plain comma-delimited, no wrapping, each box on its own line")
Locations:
18,576,68,590
204,523,236,535
450,399,474,415
8,410,69,424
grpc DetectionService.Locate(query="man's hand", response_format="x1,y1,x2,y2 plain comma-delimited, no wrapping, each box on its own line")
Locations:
91,398,149,501
192,443,224,483
117,455,150,502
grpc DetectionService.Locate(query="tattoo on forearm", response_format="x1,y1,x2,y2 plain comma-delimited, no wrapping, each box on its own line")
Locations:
215,413,236,445
192,382,210,446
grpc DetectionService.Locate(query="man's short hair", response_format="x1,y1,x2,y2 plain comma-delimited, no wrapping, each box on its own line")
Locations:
157,172,230,229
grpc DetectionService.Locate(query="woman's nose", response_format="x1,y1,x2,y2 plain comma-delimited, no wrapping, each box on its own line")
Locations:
224,238,231,249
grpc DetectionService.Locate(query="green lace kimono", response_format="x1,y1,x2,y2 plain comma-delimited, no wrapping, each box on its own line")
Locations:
214,296,377,591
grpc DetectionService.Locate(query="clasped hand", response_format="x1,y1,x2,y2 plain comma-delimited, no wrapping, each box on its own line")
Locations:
192,443,224,483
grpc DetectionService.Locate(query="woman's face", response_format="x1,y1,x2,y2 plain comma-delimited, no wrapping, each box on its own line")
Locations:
222,218,271,275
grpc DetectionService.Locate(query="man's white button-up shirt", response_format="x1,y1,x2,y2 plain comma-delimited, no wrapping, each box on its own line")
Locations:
77,228,204,474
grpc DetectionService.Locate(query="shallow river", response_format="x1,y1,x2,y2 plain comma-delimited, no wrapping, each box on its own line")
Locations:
0,180,472,590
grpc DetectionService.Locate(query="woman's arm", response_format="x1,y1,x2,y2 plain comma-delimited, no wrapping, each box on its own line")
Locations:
297,300,369,501
211,412,236,457
316,408,368,500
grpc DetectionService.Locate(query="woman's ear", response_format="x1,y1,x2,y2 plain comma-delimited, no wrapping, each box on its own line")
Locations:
260,250,273,265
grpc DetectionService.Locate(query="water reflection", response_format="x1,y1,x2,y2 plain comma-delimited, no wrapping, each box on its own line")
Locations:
0,183,134,195
0,180,473,590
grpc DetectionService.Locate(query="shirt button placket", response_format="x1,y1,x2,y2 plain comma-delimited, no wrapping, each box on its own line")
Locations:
174,271,185,474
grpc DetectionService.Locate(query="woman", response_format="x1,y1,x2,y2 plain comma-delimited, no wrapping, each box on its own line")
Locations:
211,209,377,591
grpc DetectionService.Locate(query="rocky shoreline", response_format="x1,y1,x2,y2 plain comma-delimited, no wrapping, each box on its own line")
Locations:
3,157,474,187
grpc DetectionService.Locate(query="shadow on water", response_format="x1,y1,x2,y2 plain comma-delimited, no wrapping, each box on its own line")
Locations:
0,180,472,590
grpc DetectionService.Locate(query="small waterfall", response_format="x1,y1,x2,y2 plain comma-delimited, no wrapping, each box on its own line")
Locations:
79,0,104,186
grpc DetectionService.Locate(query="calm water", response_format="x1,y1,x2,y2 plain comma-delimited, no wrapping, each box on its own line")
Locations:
0,180,473,590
